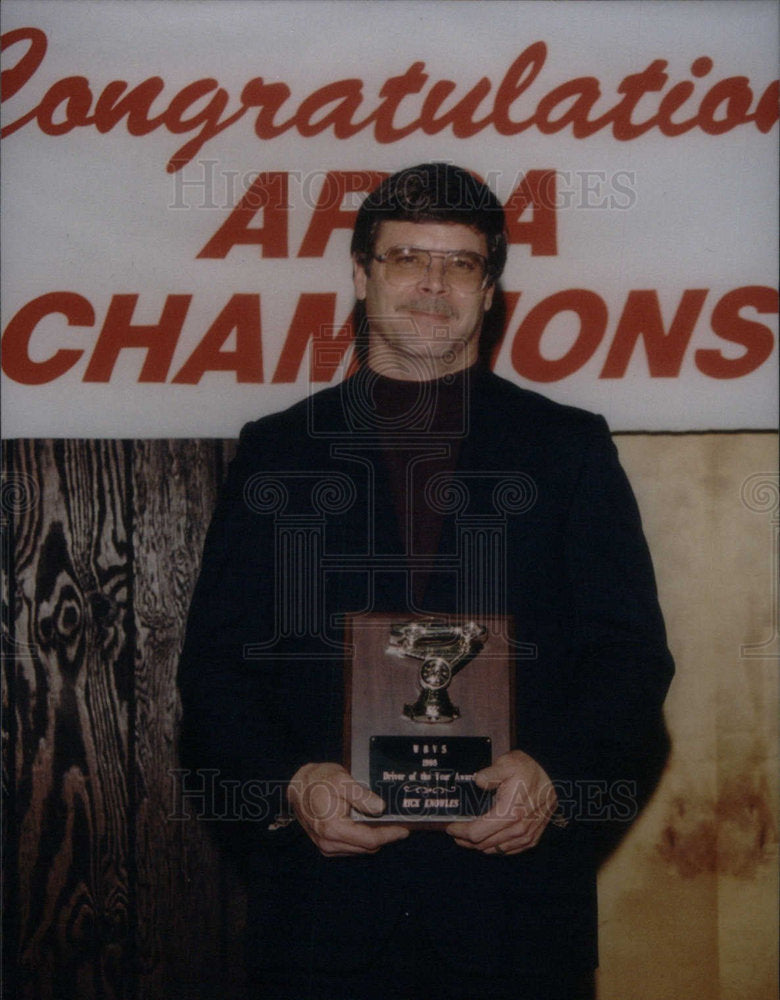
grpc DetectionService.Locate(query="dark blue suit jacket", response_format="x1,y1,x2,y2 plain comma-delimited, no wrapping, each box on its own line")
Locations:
178,367,673,979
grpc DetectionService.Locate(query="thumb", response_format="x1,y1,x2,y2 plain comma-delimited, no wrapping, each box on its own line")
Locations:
341,778,387,816
475,751,524,789
474,763,504,790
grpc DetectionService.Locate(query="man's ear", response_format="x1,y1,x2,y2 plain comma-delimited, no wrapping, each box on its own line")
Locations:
353,255,368,301
483,283,495,312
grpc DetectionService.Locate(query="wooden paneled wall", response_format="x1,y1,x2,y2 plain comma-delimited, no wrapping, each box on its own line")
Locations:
2,439,245,1000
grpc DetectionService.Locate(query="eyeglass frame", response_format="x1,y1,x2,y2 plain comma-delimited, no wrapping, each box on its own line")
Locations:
369,245,492,292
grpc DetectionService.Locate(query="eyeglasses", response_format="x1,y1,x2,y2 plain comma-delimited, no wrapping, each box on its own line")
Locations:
371,246,489,293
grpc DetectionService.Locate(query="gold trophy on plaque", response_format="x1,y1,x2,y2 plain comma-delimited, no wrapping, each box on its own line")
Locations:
387,619,487,723
344,613,514,824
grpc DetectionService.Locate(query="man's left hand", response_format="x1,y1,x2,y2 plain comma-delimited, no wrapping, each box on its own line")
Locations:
445,750,557,856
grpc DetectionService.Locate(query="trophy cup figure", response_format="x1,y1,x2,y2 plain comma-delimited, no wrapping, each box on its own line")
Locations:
387,619,488,723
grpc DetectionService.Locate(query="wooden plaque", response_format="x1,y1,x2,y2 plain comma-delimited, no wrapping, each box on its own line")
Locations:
344,613,515,824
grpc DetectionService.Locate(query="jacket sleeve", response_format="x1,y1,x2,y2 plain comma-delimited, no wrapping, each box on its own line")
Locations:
177,423,312,847
521,419,674,852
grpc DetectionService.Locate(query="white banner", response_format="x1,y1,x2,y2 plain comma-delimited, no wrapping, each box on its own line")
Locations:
1,0,777,436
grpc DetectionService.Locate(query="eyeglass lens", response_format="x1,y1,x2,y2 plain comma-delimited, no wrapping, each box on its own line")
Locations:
380,247,486,290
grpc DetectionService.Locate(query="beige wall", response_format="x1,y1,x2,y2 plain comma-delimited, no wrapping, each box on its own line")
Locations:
597,433,779,1000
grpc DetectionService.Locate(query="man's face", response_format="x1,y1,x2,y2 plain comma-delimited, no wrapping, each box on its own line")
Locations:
353,220,495,379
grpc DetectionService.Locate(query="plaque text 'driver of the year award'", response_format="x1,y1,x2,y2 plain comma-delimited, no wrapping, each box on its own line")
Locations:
344,613,514,825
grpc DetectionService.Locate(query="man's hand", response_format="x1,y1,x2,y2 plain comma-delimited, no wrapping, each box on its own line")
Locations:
445,750,557,856
288,762,410,857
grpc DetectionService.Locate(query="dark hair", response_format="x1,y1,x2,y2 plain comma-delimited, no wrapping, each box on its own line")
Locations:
350,163,507,284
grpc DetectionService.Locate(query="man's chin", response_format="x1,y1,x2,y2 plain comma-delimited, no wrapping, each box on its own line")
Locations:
396,337,465,360
368,334,470,375
395,340,471,377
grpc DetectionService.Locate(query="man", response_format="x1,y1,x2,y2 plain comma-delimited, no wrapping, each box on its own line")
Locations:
178,163,674,1000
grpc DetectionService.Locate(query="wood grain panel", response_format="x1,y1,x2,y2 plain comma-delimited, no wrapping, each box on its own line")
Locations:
7,439,133,1000
132,439,244,999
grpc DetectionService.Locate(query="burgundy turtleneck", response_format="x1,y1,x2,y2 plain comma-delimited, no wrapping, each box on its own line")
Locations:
369,365,474,606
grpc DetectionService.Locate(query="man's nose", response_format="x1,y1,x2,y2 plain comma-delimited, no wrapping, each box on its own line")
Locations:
418,256,448,293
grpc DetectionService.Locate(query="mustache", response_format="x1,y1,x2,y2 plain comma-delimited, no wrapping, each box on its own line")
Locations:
398,298,456,317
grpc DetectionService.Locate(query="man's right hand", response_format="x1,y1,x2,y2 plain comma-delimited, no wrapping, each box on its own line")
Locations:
287,762,410,857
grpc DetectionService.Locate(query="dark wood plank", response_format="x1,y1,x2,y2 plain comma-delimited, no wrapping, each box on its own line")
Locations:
8,440,133,1000
132,439,245,1000
2,439,25,1000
